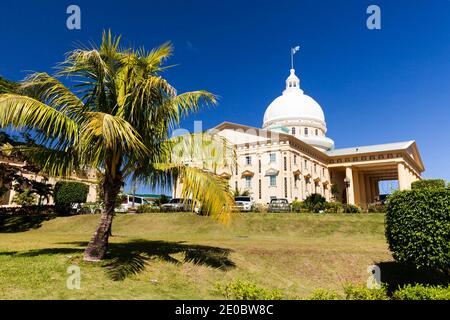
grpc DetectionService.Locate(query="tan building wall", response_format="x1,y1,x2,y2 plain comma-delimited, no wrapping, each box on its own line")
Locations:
0,154,98,206
173,123,425,208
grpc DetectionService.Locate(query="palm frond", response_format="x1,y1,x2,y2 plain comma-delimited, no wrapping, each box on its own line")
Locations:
0,94,78,145
19,72,85,120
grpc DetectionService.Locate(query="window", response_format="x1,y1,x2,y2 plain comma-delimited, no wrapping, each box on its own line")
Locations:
315,129,318,136
294,155,297,164
258,159,261,173
284,156,287,171
304,159,308,170
294,176,298,188
292,127,296,135
284,177,288,198
314,163,317,173
258,179,262,199
245,176,252,189
235,181,238,190
269,175,276,187
269,153,276,163
304,128,308,136
245,156,251,165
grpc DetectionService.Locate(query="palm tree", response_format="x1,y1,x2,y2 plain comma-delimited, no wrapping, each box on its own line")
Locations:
0,31,234,261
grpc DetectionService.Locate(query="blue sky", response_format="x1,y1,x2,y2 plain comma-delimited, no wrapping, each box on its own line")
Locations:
1,0,449,194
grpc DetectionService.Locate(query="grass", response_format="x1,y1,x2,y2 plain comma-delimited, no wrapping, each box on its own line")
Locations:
0,212,405,299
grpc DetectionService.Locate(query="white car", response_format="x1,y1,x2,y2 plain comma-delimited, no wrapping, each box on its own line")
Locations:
120,195,151,211
234,196,254,212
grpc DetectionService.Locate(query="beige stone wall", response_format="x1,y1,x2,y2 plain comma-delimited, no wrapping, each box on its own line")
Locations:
0,156,98,206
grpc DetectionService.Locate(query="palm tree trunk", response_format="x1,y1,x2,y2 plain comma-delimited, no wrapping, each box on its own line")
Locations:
83,173,121,262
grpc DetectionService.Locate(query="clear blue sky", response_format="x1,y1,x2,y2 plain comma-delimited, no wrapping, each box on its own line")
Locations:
1,0,449,194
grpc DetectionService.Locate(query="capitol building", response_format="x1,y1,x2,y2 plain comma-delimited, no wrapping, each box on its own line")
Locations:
175,67,425,208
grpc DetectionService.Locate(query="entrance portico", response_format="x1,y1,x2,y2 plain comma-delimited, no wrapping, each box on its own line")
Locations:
326,141,424,207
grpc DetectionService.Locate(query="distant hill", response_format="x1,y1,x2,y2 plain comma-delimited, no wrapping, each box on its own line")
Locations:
0,76,18,94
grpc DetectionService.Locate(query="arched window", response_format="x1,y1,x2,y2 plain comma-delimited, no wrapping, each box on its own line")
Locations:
315,129,319,136
304,127,308,136
292,127,296,135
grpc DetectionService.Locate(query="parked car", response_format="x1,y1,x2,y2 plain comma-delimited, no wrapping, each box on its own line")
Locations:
161,198,194,212
233,196,254,212
120,195,151,211
268,198,291,213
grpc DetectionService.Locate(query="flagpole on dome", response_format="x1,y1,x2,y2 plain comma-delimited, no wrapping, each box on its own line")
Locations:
291,45,300,69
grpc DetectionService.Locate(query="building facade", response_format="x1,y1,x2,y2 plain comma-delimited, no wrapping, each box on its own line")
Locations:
174,68,425,208
0,153,98,206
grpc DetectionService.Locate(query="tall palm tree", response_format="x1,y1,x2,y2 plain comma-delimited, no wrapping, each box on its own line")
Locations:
0,31,234,261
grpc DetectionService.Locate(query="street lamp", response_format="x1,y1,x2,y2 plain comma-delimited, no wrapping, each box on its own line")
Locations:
344,177,351,188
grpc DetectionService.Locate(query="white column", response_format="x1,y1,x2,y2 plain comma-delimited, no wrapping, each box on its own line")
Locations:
397,162,408,191
345,167,355,205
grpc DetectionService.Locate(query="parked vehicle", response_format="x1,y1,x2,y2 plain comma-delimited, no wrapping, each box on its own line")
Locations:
161,198,194,212
268,198,291,213
233,196,254,212
120,194,152,211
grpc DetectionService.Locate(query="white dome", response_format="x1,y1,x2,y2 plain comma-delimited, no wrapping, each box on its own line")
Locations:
263,69,325,127
262,68,334,151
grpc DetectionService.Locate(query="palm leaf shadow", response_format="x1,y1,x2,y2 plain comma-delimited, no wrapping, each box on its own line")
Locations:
99,239,235,281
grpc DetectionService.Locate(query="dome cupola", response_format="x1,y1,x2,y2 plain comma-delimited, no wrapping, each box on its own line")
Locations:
263,68,334,151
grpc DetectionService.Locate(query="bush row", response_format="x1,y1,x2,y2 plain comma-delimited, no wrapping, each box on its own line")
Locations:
217,279,450,300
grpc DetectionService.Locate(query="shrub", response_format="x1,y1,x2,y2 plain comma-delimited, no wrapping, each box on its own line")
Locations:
411,179,446,190
392,284,450,300
342,203,361,213
303,194,326,212
251,203,268,213
324,202,343,213
13,189,36,206
291,200,303,213
136,204,160,213
385,188,450,272
80,202,103,214
367,203,385,213
343,284,389,300
307,288,341,300
216,280,284,300
54,181,89,206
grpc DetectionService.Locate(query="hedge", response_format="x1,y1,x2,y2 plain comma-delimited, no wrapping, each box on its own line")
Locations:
54,181,89,207
393,284,450,300
385,187,450,272
411,179,446,190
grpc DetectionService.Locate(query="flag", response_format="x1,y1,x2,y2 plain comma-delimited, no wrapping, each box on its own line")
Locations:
292,46,300,54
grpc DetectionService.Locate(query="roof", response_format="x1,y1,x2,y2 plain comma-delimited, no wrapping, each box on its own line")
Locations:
325,141,415,157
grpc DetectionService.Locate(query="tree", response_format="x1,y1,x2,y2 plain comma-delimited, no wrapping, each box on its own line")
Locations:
0,76,17,94
54,181,89,214
233,188,250,197
0,31,234,261
0,131,53,204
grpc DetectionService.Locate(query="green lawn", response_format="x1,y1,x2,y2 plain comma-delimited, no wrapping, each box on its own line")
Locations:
0,212,393,299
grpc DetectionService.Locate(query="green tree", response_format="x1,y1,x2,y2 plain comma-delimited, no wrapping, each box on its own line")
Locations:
0,76,17,94
233,188,250,197
0,31,234,261
54,181,89,208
